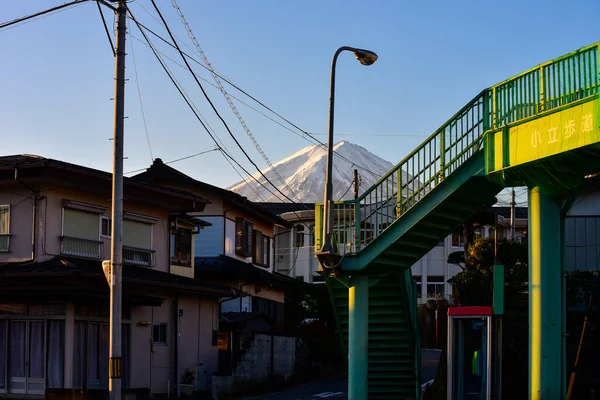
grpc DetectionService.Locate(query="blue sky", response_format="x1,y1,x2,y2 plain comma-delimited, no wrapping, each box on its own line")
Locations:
1,0,598,202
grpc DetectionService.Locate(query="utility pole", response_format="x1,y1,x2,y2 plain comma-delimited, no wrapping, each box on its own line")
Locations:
510,188,516,240
353,169,359,200
109,2,126,400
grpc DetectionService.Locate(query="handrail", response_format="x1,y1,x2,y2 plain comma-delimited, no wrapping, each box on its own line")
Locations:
316,42,600,256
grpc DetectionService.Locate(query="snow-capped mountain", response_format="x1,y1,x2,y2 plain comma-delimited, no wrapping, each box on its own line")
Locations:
228,141,397,203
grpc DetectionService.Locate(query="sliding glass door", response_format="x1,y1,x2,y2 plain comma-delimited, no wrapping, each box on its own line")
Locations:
8,320,45,395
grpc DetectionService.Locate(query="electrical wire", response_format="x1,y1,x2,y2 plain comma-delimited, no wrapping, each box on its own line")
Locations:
128,10,285,203
148,0,303,204
124,148,219,175
124,12,383,179
96,0,115,57
129,35,154,162
170,0,301,202
0,0,90,31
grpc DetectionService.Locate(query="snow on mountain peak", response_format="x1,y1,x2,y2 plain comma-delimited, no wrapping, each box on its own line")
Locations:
228,141,396,203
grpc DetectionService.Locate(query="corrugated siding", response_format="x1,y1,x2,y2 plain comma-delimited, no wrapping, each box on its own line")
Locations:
63,208,99,240
123,219,152,249
170,264,194,278
195,216,224,257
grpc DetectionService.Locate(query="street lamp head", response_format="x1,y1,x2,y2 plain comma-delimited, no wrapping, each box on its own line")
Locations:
353,49,378,66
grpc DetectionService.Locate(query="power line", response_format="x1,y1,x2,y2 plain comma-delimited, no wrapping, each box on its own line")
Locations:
124,12,383,179
148,0,302,205
129,35,154,162
124,148,219,175
96,0,115,57
127,9,284,203
128,7,320,231
0,0,90,31
170,0,301,203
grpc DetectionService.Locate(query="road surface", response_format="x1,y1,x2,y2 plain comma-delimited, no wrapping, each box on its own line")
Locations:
238,349,441,400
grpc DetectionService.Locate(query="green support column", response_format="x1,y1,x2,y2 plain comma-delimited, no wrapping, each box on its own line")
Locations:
348,275,369,400
528,186,562,399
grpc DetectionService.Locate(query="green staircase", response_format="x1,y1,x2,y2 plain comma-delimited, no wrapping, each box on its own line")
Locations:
316,42,600,399
328,271,420,399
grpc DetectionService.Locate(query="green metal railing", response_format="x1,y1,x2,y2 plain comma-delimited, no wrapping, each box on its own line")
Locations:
316,42,599,256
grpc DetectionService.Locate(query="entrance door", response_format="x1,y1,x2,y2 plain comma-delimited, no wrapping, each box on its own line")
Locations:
8,320,45,395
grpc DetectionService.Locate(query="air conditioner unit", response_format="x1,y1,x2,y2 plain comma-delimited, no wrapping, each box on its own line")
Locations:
195,365,209,392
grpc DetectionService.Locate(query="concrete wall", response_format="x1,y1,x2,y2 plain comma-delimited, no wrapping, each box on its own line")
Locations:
212,334,296,399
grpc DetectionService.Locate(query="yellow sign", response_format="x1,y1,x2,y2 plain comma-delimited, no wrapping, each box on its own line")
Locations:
508,98,600,167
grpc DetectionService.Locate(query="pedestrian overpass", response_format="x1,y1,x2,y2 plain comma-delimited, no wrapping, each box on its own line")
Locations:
315,42,600,400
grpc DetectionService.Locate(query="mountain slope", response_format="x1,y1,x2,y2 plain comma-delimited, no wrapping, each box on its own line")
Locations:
228,141,396,203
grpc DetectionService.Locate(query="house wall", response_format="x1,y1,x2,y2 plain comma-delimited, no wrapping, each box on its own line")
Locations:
0,185,35,262
178,297,219,387
33,186,169,272
565,188,600,271
568,191,600,216
273,222,319,283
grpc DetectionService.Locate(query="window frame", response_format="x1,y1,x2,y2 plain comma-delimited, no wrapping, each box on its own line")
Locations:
101,216,111,238
0,204,10,253
152,323,168,345
170,226,192,266
252,230,271,267
235,218,253,257
295,225,305,248
451,232,464,247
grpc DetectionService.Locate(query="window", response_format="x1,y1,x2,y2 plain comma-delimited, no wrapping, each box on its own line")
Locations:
171,227,192,265
295,225,305,248
451,232,464,247
253,230,271,267
0,205,10,252
152,323,167,345
101,217,111,238
123,220,153,266
61,208,101,258
235,218,253,257
427,276,445,298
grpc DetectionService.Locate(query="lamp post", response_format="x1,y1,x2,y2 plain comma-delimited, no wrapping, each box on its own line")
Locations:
321,46,378,256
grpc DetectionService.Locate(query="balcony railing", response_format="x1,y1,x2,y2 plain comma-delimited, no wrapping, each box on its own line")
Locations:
0,234,10,253
123,246,155,267
60,236,102,259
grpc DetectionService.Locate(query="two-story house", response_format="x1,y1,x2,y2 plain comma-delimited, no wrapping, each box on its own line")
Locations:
132,159,294,333
0,155,238,397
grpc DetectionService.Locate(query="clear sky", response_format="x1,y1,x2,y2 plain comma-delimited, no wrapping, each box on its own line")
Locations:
1,0,598,204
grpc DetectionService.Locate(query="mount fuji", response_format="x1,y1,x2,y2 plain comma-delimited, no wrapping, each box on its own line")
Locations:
228,141,397,203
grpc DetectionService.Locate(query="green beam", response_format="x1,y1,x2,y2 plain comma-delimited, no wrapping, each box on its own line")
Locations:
348,275,369,400
528,186,563,399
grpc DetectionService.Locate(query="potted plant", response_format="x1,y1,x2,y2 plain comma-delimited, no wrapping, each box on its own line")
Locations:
180,370,195,396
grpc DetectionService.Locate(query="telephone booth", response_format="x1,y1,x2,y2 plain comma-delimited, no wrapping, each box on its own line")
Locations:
447,306,502,400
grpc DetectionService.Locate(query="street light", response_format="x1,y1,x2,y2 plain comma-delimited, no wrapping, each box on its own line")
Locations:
320,46,378,259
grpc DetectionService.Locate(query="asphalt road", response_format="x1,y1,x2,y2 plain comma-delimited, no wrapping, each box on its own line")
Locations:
238,349,442,400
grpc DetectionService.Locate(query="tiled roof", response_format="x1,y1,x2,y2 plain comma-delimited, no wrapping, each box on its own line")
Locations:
195,255,296,289
133,159,290,227
0,154,209,206
0,256,237,296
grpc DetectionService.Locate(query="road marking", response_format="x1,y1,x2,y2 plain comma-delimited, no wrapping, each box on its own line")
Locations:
313,392,345,398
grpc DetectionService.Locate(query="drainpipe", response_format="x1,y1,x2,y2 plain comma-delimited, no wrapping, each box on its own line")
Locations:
14,168,43,261
173,297,181,398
